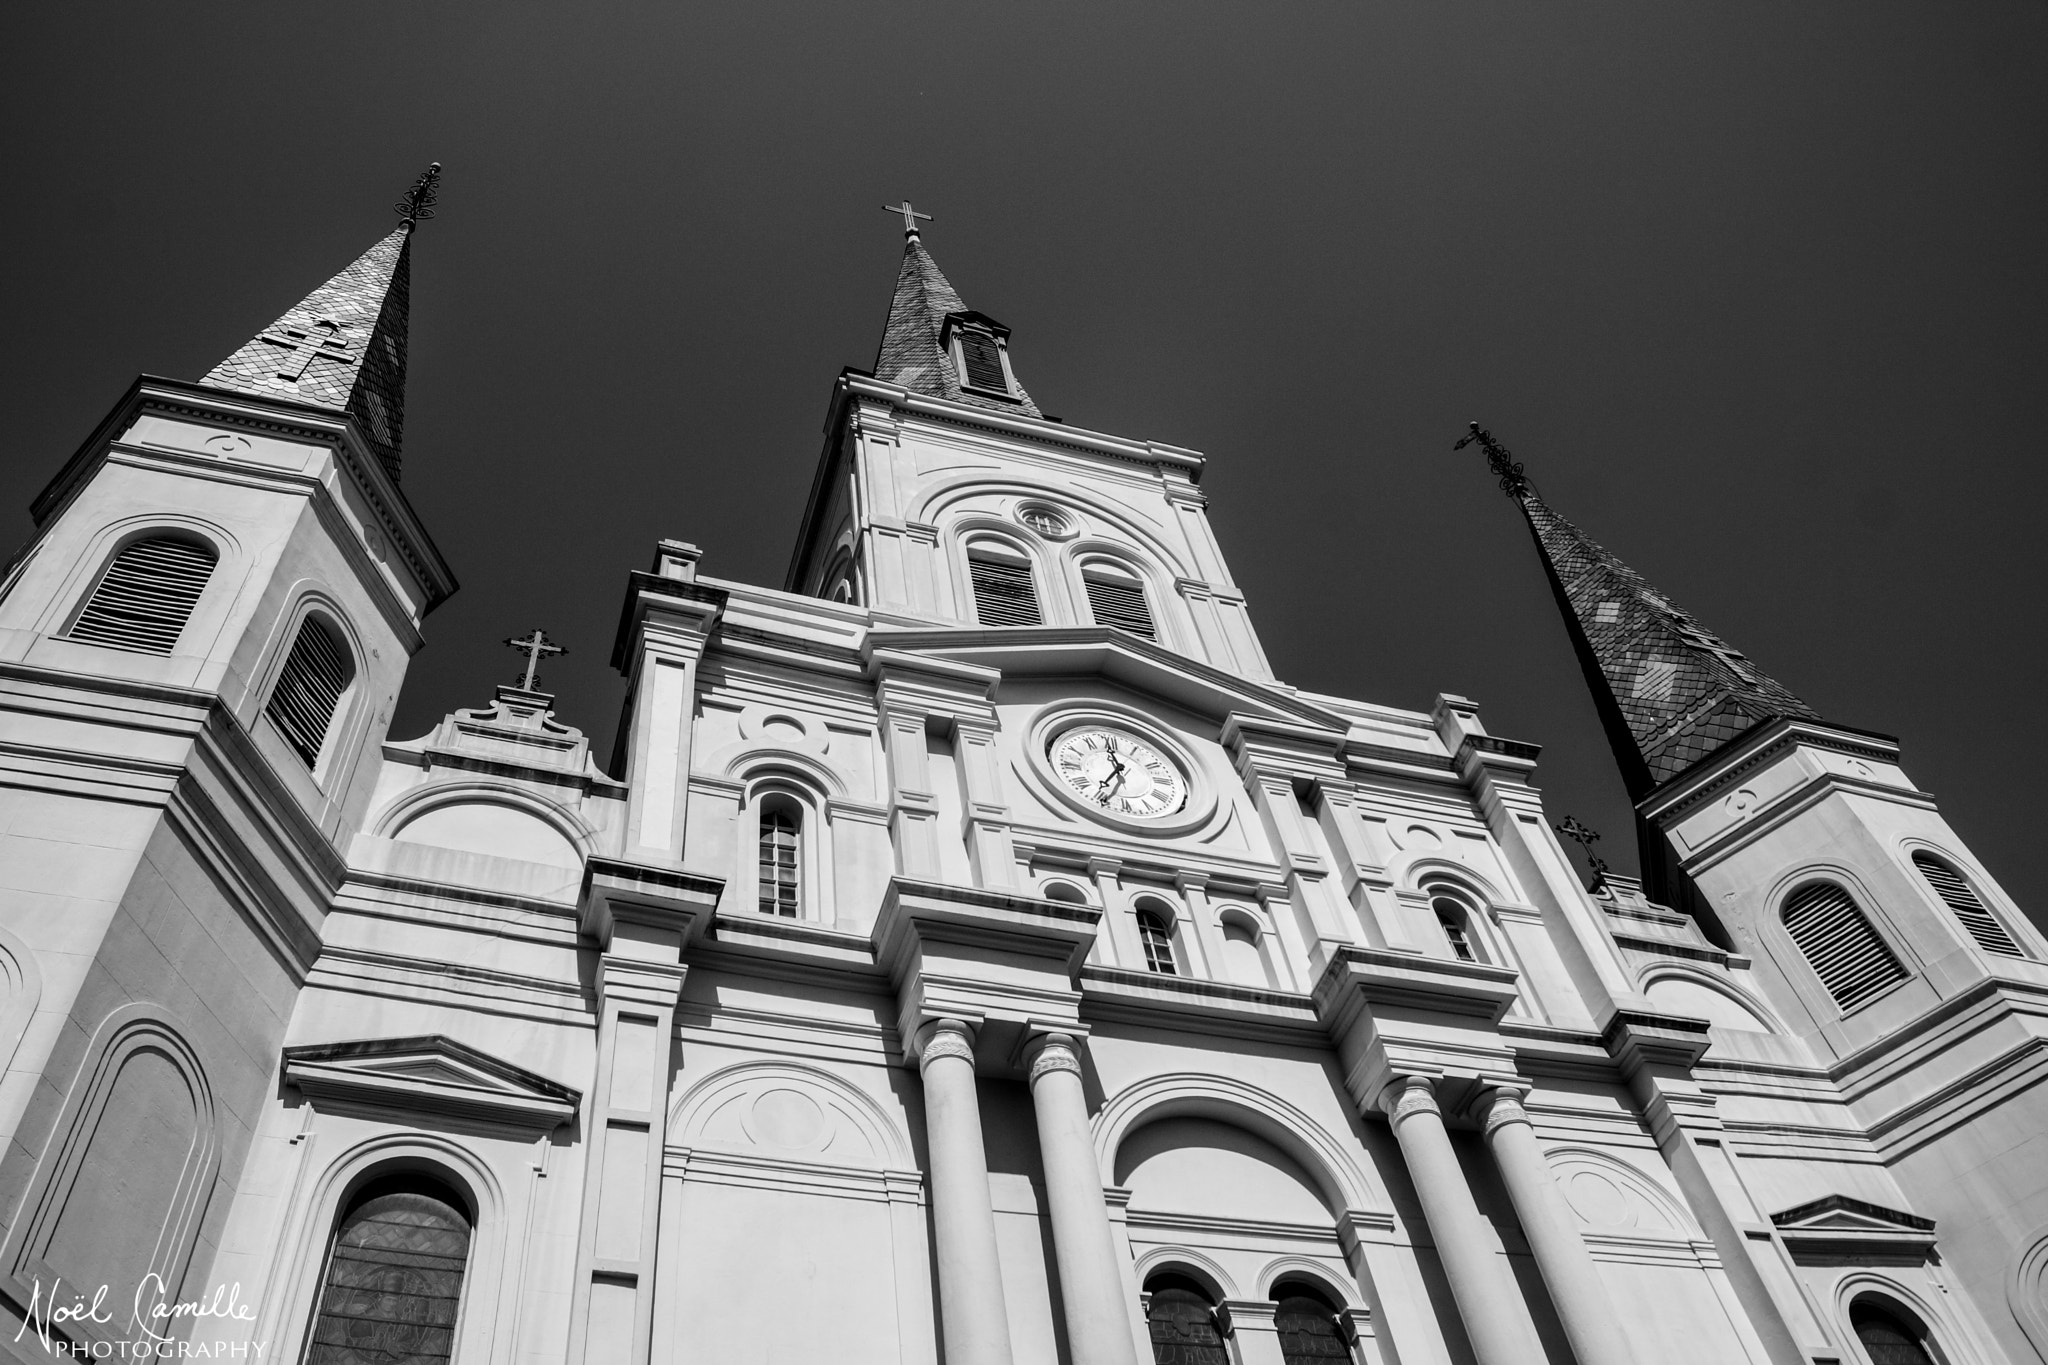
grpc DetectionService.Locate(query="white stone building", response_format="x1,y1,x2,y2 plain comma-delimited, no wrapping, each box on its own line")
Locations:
0,174,2042,1365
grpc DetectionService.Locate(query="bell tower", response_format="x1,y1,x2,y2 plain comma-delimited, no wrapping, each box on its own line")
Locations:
784,206,1274,679
0,167,455,1344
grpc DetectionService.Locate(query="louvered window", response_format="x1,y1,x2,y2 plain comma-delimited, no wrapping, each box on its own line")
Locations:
1783,882,1908,1010
1137,908,1178,975
66,536,216,654
759,806,800,916
968,556,1041,626
1913,854,2021,957
266,617,354,768
1086,575,1155,639
957,331,1008,393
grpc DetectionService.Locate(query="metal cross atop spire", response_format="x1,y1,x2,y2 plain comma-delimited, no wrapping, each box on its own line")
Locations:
1554,815,1610,879
1454,421,1531,499
504,628,566,692
395,162,443,228
882,199,933,237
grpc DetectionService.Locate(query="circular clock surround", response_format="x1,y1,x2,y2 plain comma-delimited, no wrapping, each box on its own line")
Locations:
1024,706,1221,835
1050,727,1188,820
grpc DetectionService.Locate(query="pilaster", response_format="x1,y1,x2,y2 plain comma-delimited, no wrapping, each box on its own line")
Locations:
869,647,1009,887
611,545,725,863
1222,713,1354,972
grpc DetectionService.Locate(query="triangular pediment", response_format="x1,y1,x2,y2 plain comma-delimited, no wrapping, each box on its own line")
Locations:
1771,1195,1936,1264
284,1035,581,1131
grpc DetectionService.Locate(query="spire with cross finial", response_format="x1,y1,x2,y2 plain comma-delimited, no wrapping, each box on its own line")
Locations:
504,628,567,693
872,203,1041,418
1465,421,1818,802
200,163,442,482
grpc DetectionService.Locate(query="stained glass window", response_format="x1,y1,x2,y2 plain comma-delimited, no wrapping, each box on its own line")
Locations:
306,1181,471,1365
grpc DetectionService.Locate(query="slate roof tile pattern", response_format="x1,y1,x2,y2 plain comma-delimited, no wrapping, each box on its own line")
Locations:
874,236,1041,419
1520,491,1817,796
200,226,414,482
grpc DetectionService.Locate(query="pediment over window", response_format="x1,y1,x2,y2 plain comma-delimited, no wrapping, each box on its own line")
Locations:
1772,1194,1937,1264
284,1035,581,1131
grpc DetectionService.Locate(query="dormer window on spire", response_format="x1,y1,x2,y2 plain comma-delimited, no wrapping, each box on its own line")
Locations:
941,311,1019,401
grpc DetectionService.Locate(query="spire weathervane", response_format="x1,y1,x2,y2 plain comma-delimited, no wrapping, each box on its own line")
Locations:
1554,815,1610,880
504,628,566,692
395,162,443,229
882,199,933,238
1455,421,1531,499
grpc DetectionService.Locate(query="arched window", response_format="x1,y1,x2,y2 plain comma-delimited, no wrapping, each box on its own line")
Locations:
1433,896,1479,963
966,547,1041,626
1850,1298,1941,1365
266,614,355,769
1136,904,1178,975
1040,878,1090,905
758,802,801,917
1912,853,2022,957
305,1175,472,1365
1083,563,1155,639
1274,1282,1349,1363
1145,1273,1227,1365
1783,882,1909,1010
66,535,217,654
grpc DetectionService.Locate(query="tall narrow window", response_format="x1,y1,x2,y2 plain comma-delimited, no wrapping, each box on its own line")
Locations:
1850,1300,1938,1365
1913,853,2021,957
1136,906,1178,975
1085,571,1155,639
1783,882,1908,1010
1434,897,1478,963
968,554,1041,626
266,616,354,769
1274,1283,1350,1363
66,535,216,654
1145,1274,1227,1365
305,1177,471,1365
957,331,1008,393
758,805,800,917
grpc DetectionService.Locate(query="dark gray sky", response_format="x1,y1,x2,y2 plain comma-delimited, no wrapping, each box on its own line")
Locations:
6,3,2044,920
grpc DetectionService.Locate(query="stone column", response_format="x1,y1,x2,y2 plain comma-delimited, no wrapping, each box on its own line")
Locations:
916,1019,1015,1365
1024,1034,1139,1365
1475,1088,1633,1365
1382,1076,1525,1365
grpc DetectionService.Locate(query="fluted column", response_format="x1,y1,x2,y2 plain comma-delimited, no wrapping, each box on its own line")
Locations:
916,1019,1015,1365
1382,1076,1525,1365
1476,1088,1633,1365
1025,1033,1140,1365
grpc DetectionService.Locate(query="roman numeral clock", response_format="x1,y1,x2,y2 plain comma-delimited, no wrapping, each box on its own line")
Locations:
1050,727,1189,819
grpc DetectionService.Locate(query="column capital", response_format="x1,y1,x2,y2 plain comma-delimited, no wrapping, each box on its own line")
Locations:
1473,1083,1535,1138
914,1017,978,1070
1381,1073,1441,1122
1023,1031,1085,1086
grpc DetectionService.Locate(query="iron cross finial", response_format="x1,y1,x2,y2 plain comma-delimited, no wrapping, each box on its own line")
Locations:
1454,421,1531,499
1554,815,1610,877
504,628,566,692
882,199,933,237
396,162,443,228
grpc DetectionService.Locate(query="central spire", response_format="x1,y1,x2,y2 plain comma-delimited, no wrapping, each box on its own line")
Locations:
1464,423,1818,800
872,209,1041,419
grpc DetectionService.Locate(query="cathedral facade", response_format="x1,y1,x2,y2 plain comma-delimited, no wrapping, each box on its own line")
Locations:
0,175,2043,1365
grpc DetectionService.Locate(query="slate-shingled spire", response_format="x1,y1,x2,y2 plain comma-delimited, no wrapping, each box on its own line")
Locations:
200,165,438,482
1464,423,1818,800
874,232,1041,419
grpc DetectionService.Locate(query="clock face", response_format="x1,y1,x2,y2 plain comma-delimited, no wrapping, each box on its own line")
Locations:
1051,728,1188,819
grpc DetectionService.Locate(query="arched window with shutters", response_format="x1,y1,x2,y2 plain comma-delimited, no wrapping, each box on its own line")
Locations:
65,534,217,654
1912,853,2023,958
966,543,1042,626
758,799,801,917
304,1174,473,1365
1083,562,1156,640
1145,1272,1228,1365
1782,881,1910,1011
1135,901,1179,976
265,613,355,770
1274,1282,1350,1363
1849,1296,1943,1365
